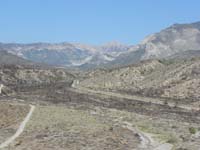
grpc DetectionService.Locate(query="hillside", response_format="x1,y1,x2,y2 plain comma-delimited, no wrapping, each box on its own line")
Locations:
109,21,200,66
0,51,35,66
0,64,75,96
79,57,200,102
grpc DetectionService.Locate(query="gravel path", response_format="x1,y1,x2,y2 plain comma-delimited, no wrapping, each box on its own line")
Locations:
123,121,173,150
0,105,35,149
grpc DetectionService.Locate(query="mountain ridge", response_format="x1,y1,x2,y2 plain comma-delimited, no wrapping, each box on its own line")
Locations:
0,21,200,69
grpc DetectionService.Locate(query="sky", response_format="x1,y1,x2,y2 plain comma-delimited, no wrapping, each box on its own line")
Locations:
0,0,200,45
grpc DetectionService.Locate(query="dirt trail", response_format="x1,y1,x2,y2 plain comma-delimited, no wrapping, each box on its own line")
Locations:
0,105,35,149
123,122,173,150
72,80,199,111
0,84,4,94
122,121,153,149
72,81,174,150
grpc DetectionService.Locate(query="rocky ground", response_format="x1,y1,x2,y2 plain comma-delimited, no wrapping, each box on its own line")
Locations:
0,60,200,149
79,58,200,104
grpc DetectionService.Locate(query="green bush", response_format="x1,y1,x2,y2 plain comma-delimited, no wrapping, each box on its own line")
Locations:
189,127,196,134
167,135,178,144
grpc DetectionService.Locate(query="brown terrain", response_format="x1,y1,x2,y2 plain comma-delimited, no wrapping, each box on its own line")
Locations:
0,53,200,149
0,102,29,144
79,58,200,105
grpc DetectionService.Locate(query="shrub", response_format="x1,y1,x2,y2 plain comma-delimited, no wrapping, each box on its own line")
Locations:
167,136,178,144
189,127,196,134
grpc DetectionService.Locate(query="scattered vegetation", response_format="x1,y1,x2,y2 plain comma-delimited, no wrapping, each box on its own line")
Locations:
167,135,179,144
189,127,196,134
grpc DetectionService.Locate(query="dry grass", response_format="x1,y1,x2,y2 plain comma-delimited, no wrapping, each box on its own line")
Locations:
9,105,140,150
0,102,29,143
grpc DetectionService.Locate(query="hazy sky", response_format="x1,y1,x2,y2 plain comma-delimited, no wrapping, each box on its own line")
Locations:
0,0,200,45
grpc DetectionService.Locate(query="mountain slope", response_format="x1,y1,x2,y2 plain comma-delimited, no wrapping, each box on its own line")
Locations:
0,51,36,66
79,57,200,102
0,51,75,95
107,21,200,66
0,21,200,69
167,50,200,60
0,42,129,68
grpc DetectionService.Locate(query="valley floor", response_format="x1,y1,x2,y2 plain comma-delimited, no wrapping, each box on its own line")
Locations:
0,84,200,150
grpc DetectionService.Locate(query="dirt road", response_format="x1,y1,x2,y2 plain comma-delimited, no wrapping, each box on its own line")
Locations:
72,80,199,111
0,105,35,149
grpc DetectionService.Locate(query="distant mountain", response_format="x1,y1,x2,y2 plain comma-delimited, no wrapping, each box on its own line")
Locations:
0,21,200,69
0,42,130,68
110,21,200,66
0,51,35,66
167,50,200,60
100,41,130,53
